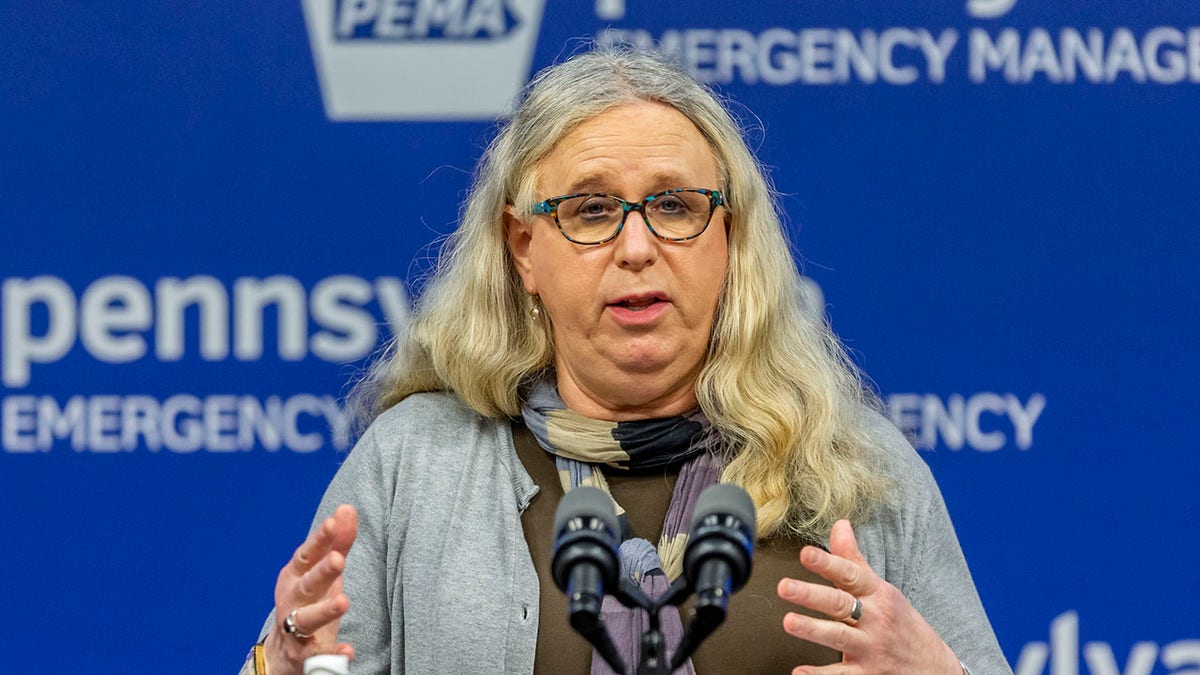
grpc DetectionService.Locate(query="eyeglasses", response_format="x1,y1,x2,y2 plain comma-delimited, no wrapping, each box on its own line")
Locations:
531,188,725,245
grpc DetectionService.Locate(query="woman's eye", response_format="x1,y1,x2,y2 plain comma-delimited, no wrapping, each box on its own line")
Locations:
577,198,617,218
653,196,689,214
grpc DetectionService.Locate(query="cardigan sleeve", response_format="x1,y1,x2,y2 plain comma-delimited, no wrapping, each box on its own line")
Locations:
901,466,1012,674
857,413,1013,675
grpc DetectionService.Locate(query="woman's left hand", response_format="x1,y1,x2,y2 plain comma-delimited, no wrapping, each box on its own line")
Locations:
777,519,962,675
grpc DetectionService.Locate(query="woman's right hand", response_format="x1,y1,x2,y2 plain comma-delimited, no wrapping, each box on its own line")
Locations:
264,503,359,675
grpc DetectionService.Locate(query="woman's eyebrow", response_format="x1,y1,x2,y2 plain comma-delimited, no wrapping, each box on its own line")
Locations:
564,171,694,196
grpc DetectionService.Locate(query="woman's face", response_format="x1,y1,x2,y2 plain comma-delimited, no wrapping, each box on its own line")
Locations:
507,100,729,420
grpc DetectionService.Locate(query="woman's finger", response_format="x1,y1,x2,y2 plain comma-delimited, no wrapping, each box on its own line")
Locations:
777,578,860,623
312,590,351,632
782,611,868,655
286,505,357,578
799,545,873,596
792,664,855,675
327,504,358,557
289,515,338,576
285,591,350,641
294,550,347,604
827,519,867,565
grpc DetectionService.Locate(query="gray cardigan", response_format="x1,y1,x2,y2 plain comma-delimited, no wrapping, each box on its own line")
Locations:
252,392,1011,674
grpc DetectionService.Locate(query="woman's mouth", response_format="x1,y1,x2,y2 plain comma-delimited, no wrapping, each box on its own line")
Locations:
615,298,659,310
607,294,670,324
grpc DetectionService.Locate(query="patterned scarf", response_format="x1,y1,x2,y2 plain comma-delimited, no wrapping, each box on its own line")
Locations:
521,378,724,674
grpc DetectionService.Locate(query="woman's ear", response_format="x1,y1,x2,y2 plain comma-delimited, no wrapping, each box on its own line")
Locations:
504,206,538,295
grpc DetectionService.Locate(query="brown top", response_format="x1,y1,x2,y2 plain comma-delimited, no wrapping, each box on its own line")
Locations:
513,422,841,673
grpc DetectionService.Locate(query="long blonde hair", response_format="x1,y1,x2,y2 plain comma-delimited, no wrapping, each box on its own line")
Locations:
350,47,886,541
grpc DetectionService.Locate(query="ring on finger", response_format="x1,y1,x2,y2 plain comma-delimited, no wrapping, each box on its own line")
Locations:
840,596,863,626
284,609,314,640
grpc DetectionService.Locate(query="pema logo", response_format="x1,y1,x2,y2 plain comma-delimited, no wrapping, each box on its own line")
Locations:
301,0,547,120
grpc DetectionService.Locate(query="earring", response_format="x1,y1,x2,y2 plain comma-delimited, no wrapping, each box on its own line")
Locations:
530,297,542,319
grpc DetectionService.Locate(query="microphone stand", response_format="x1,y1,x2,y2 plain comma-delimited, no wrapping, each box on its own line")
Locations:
580,576,653,674
590,576,686,675
633,577,689,675
572,564,738,674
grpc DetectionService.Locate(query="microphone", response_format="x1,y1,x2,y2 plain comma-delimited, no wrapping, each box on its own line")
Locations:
551,486,626,674
671,483,756,670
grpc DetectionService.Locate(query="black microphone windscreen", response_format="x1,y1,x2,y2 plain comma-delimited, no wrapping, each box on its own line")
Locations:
553,485,619,537
691,483,756,532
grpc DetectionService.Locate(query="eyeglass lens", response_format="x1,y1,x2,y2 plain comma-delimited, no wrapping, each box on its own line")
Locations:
556,190,714,243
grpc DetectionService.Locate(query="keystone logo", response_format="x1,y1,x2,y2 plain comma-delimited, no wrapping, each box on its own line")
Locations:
300,0,547,120
966,0,1018,19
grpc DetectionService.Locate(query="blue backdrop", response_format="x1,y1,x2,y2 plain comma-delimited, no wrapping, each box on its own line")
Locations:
2,1,1198,672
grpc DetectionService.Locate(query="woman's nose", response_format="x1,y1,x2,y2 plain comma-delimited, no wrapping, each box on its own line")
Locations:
613,210,660,270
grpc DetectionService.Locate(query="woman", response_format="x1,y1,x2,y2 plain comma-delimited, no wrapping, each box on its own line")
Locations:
242,48,1011,674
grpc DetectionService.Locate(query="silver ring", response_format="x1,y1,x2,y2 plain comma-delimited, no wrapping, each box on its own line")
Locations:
284,609,314,640
842,597,863,626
